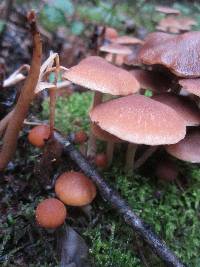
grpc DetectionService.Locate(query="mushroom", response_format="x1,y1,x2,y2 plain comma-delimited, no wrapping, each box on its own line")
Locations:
35,198,67,229
63,56,140,160
165,128,200,163
28,124,50,148
100,43,132,65
95,153,108,169
139,31,200,78
114,36,144,46
152,93,200,126
73,130,88,155
155,6,181,15
55,171,96,206
90,95,186,172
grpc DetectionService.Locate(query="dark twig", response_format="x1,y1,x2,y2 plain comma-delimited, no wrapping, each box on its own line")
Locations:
54,132,187,267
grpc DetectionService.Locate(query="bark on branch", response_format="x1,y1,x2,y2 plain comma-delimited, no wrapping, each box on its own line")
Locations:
0,11,42,170
54,132,187,267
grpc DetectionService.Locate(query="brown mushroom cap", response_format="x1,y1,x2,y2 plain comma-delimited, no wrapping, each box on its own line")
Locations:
156,16,196,33
114,36,144,45
130,69,171,92
55,171,96,206
104,27,118,40
63,56,140,95
165,129,200,163
28,125,50,148
155,5,180,15
90,95,186,145
179,78,200,97
139,31,200,78
100,43,132,55
152,93,200,126
91,122,122,143
35,198,67,229
155,159,179,181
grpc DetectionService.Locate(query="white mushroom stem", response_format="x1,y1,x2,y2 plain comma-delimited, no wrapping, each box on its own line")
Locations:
125,143,137,173
134,146,158,170
87,91,103,158
111,53,117,65
106,141,114,166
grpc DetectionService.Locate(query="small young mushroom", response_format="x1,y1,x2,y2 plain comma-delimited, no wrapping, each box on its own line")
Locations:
90,95,186,172
55,171,96,206
28,124,50,148
165,128,200,163
35,198,67,229
95,153,108,169
74,130,88,144
73,130,88,155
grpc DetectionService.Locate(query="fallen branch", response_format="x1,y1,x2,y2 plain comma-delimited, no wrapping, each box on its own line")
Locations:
0,11,42,170
54,132,187,267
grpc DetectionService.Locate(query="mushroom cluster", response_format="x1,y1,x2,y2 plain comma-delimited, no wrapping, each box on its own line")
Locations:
35,171,96,229
59,19,200,175
155,5,197,34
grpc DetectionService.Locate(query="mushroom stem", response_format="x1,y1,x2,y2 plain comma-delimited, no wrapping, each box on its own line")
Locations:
87,91,103,158
49,55,60,137
106,141,114,166
125,143,137,173
111,53,117,65
134,146,158,170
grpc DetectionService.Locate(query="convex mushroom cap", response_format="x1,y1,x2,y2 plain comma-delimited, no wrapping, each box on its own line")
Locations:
63,56,140,95
139,32,200,78
153,93,200,126
55,171,96,206
90,95,186,145
114,36,144,45
165,129,200,163
155,5,180,15
156,16,196,33
28,125,50,148
35,198,67,229
100,43,132,55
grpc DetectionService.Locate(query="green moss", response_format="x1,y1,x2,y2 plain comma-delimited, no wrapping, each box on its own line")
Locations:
42,92,200,266
42,92,92,134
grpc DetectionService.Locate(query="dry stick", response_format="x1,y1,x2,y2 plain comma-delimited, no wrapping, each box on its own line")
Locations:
134,146,158,170
0,11,42,170
54,132,187,267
